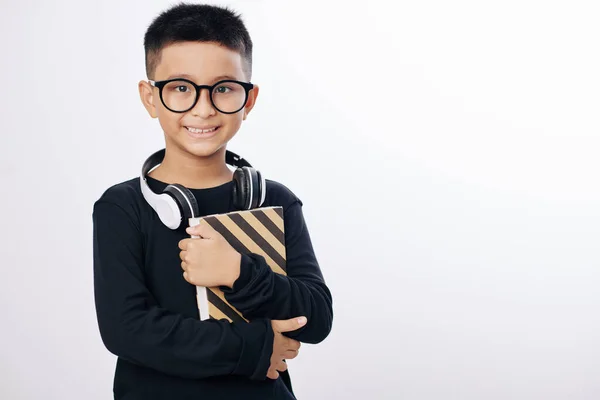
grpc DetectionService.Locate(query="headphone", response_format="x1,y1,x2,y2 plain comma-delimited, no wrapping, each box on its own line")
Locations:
140,148,266,230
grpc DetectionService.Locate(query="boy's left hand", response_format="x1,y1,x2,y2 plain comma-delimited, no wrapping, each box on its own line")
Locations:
178,221,241,288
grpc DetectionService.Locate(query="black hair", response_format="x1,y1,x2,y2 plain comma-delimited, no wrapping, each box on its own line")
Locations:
143,2,253,80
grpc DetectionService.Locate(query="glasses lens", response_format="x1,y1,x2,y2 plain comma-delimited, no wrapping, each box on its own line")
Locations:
212,82,247,113
162,80,196,111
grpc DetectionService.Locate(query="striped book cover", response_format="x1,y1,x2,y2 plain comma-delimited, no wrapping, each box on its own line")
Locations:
189,206,287,322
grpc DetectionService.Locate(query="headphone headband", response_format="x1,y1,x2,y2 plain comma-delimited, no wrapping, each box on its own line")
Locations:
142,148,252,177
140,148,264,231
226,150,252,169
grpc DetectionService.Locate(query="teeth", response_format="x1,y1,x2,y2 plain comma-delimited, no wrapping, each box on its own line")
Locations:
186,126,217,134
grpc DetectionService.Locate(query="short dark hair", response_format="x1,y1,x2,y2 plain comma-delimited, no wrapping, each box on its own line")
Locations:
143,2,253,80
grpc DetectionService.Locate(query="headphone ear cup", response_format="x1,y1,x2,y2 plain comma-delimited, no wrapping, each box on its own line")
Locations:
235,166,261,209
247,167,261,209
152,192,184,230
232,167,250,210
163,184,199,227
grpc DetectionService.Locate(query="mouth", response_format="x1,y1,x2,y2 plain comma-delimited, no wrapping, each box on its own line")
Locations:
185,125,220,138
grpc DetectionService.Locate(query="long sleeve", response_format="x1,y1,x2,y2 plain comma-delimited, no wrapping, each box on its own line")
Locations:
222,199,333,344
92,200,273,380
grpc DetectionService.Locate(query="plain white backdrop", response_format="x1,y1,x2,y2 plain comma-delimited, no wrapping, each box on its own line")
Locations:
1,0,599,399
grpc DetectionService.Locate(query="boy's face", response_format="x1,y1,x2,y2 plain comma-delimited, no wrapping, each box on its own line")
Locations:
139,41,258,159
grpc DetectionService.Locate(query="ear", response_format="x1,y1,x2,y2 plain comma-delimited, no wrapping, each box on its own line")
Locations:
243,84,260,121
138,80,158,118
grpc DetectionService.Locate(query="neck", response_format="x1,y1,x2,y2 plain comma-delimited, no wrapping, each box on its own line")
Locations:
149,146,233,189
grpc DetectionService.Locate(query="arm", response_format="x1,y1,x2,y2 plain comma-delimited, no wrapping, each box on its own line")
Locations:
92,200,273,380
222,200,333,344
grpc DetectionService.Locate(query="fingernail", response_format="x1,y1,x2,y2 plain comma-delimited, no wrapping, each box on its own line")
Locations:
297,317,307,325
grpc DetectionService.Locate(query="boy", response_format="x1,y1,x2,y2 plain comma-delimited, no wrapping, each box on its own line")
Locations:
92,3,333,399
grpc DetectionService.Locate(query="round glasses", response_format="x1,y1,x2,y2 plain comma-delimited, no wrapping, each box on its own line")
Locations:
149,78,254,114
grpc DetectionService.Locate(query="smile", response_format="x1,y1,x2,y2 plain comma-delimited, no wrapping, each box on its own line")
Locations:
186,126,219,134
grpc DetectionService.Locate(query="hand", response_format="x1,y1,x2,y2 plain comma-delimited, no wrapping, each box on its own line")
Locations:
178,220,241,288
266,316,307,380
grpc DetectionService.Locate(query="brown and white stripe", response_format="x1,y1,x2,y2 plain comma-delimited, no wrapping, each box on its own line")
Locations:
200,206,287,322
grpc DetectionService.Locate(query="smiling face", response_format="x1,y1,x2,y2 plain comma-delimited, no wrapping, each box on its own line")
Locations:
139,41,259,160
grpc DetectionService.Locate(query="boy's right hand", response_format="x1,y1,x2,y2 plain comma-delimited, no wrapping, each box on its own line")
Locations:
267,317,307,380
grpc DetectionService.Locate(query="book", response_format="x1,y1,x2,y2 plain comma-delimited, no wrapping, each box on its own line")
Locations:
189,206,287,322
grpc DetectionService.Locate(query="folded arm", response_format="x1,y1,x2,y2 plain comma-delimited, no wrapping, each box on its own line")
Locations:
93,200,273,380
222,200,333,344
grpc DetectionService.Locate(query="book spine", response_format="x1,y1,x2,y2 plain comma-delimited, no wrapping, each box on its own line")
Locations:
189,217,210,321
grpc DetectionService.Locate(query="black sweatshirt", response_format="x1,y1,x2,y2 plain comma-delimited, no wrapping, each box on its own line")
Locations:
92,175,333,399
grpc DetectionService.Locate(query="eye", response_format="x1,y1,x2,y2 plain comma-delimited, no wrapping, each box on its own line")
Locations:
175,85,189,93
214,85,232,94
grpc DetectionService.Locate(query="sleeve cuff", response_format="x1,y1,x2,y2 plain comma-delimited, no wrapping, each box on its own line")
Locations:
221,253,256,294
231,318,274,380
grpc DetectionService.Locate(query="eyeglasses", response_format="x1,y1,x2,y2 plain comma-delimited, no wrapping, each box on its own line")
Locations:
148,78,254,114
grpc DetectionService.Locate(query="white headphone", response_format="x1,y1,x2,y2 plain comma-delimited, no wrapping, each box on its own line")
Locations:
140,148,266,229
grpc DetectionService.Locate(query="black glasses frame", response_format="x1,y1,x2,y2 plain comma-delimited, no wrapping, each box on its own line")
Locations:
148,78,254,114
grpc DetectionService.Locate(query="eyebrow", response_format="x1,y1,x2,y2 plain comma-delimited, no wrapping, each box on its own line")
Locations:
165,73,240,82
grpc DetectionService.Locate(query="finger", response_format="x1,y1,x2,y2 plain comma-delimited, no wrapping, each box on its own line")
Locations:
266,367,279,380
282,349,299,360
181,261,187,271
275,359,288,372
185,223,199,236
285,338,301,352
178,239,189,250
179,250,188,261
186,225,200,237
183,271,189,282
272,316,307,333
187,220,216,239
197,221,215,239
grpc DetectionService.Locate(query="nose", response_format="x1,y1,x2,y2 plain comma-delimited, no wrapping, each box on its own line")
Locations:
190,88,216,118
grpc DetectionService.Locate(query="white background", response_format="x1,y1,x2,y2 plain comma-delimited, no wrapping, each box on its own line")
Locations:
1,0,599,399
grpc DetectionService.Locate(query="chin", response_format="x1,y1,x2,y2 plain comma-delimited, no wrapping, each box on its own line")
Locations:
181,141,227,159
165,126,234,158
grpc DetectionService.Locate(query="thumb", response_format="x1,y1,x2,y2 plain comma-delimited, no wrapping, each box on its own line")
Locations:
273,316,307,333
187,220,216,239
